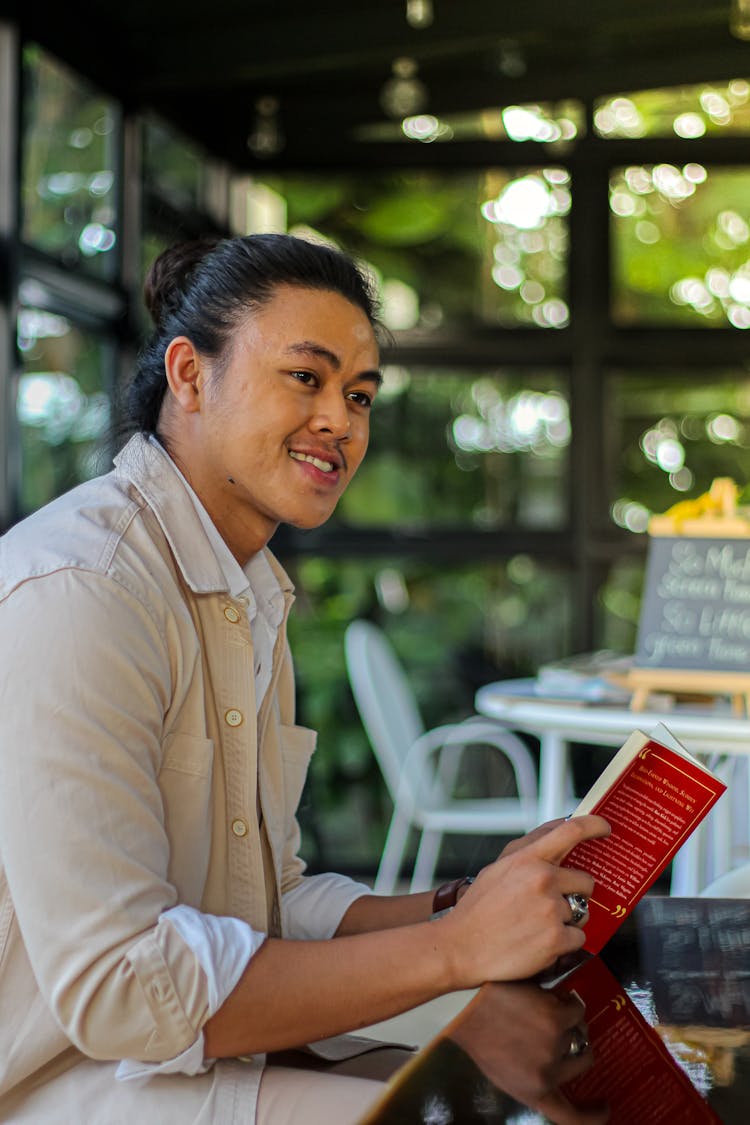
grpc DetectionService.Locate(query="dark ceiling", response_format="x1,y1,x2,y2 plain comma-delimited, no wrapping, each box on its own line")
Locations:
5,0,750,171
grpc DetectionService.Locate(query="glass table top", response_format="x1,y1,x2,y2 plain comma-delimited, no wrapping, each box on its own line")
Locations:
361,897,750,1124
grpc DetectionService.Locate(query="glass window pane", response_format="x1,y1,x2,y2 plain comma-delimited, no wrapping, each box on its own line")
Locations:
142,114,209,214
335,366,569,531
611,165,750,327
286,556,572,869
248,169,570,329
607,370,750,530
594,79,750,138
140,117,225,329
21,45,119,278
16,303,113,514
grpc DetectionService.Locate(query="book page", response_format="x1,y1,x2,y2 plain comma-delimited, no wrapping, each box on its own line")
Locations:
649,721,696,759
572,730,648,814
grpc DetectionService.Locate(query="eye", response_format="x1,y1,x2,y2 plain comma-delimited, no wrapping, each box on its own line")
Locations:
290,369,318,386
347,390,374,409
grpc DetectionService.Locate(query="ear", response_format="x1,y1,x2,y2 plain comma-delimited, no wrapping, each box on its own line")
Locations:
164,336,204,414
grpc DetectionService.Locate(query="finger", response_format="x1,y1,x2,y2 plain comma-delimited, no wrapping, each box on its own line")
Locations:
501,818,569,858
534,990,588,1035
538,1090,609,1125
557,1045,596,1084
557,924,589,957
520,818,570,845
529,815,610,865
554,992,587,1030
557,870,596,899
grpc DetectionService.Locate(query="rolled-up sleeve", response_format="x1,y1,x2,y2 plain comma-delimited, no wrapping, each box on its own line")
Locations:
116,905,267,1079
0,568,213,1063
282,873,371,940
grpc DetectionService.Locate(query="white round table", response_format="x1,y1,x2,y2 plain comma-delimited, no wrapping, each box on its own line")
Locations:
474,679,750,894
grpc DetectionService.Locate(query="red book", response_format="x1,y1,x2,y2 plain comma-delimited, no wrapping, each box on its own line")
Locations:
561,723,726,954
556,956,721,1123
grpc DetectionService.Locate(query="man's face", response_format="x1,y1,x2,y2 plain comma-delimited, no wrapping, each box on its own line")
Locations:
174,284,381,560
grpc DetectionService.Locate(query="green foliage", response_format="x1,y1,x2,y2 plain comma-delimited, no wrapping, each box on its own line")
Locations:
261,169,563,327
612,166,750,326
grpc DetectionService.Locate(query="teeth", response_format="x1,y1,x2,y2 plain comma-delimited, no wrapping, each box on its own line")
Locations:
289,451,335,473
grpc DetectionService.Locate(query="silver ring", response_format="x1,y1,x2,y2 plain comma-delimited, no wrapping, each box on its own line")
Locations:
566,1026,590,1058
564,893,589,926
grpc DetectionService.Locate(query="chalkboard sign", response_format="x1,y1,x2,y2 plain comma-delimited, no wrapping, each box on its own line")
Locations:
635,536,750,673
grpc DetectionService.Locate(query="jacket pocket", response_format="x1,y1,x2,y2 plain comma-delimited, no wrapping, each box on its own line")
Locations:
279,723,317,816
159,732,214,907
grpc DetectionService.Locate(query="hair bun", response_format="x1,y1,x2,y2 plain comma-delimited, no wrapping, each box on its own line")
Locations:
143,236,222,326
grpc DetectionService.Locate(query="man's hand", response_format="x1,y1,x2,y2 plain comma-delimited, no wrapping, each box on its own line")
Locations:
450,981,608,1125
435,815,610,986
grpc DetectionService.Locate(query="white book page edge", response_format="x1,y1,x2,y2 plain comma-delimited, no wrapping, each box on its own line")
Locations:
571,723,706,817
648,721,697,763
571,730,648,816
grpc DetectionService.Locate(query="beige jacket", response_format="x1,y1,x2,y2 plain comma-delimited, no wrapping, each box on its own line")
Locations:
0,434,318,1118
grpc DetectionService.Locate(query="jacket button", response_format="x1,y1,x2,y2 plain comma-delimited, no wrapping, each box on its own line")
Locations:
231,818,249,838
223,605,241,623
225,708,243,727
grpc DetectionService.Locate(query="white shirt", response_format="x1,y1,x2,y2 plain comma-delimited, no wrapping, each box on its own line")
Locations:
116,441,370,1080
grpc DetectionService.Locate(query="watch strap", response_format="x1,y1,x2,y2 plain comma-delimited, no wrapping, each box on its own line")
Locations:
432,875,474,915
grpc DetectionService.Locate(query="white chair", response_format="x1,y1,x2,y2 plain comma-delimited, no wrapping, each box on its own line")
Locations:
699,862,750,897
344,619,539,893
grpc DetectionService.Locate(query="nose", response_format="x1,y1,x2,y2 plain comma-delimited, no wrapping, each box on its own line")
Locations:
310,387,351,440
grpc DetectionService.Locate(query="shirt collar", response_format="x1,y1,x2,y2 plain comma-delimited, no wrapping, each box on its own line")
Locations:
162,450,285,624
147,435,254,600
113,433,294,600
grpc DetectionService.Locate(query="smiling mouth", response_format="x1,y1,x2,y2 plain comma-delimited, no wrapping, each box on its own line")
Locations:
289,450,337,473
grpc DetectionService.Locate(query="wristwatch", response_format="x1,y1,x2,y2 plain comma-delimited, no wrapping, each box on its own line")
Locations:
431,875,475,919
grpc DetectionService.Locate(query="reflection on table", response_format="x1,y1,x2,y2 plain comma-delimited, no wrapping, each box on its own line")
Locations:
360,897,750,1124
474,680,750,893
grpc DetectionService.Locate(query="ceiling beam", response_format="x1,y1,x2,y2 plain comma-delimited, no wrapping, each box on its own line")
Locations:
120,0,735,93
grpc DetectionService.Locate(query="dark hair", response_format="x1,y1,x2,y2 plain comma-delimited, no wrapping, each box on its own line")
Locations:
124,233,382,434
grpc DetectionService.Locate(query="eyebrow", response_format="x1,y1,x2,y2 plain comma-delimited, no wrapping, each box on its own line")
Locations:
285,341,383,386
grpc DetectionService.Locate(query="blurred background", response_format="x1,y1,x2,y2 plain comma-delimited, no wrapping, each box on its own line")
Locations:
2,0,750,879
